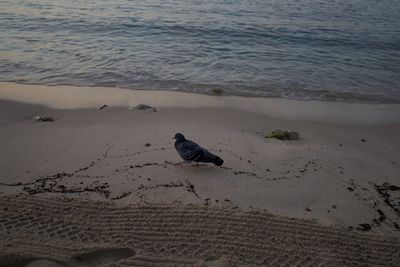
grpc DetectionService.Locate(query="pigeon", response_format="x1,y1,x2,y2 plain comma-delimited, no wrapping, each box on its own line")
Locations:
173,133,224,166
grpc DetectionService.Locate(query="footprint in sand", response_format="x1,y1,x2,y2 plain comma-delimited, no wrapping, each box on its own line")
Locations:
17,248,135,267
73,248,135,266
25,260,64,267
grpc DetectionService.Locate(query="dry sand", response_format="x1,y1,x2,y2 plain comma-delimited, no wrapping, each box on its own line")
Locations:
1,82,400,266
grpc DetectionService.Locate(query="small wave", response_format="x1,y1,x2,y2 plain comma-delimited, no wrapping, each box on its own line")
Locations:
1,0,400,104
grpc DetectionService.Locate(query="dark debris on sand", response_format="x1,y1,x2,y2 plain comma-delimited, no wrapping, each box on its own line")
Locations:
374,183,400,218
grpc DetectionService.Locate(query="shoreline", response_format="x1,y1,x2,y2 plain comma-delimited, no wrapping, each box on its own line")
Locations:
3,80,400,105
1,82,400,126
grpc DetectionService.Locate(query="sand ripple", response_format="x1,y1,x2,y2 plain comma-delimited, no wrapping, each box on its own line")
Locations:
0,195,399,266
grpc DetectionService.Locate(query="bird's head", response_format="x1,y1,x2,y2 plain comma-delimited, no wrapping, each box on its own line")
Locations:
173,133,185,142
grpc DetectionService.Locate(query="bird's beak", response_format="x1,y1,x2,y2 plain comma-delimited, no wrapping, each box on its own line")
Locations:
172,137,176,139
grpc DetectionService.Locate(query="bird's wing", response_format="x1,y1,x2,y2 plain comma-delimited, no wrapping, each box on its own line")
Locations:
201,149,218,162
175,140,204,161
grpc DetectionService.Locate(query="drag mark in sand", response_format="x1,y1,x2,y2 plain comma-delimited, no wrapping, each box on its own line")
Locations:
220,157,323,182
0,195,399,266
74,143,113,173
106,147,172,159
0,144,349,203
111,180,200,201
0,172,73,187
0,143,113,197
0,172,110,198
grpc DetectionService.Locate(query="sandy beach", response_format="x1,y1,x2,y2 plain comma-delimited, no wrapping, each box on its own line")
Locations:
1,82,400,266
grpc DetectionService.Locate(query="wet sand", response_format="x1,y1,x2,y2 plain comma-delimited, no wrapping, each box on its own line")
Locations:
1,82,400,266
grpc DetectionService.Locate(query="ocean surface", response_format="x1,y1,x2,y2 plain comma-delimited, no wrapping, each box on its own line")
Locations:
1,0,400,103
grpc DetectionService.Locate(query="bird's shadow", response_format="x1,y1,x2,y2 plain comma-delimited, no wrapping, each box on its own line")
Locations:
170,161,224,173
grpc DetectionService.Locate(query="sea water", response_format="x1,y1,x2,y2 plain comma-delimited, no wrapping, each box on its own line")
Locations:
1,0,400,103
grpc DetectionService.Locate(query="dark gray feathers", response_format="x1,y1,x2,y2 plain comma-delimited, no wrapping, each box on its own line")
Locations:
173,133,224,166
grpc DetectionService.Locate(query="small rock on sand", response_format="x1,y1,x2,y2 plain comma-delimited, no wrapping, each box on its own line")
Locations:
129,104,157,112
33,115,54,122
210,88,224,95
98,104,108,110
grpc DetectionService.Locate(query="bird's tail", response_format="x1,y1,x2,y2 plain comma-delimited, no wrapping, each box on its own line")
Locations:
202,150,224,166
214,156,224,166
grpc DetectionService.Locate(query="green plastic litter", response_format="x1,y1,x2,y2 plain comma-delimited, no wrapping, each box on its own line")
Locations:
265,129,289,140
265,129,299,140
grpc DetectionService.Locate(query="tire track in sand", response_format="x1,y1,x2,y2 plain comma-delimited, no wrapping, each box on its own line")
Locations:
0,195,399,266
